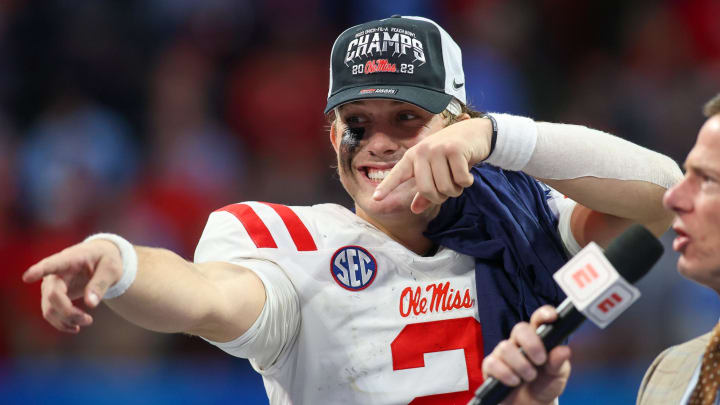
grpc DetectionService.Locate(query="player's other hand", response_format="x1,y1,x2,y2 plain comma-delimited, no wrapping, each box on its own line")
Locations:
22,239,124,333
372,117,493,214
481,305,572,405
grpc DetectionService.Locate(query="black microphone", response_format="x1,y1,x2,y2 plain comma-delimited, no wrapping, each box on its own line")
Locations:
469,224,664,405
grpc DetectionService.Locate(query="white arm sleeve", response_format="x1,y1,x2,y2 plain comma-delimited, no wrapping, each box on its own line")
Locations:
195,210,301,372
485,113,683,188
201,258,300,372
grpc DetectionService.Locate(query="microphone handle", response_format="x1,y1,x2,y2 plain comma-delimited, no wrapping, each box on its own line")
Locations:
468,299,585,405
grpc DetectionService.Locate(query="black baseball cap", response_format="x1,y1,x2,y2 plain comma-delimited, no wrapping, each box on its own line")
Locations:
325,15,466,114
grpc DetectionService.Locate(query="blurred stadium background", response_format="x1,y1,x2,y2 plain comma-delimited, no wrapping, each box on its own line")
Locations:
1,0,719,403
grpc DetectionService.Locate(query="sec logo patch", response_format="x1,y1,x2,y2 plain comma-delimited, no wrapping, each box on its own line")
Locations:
330,245,377,291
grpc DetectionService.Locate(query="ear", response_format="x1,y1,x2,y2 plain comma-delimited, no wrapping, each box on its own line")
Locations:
329,121,340,153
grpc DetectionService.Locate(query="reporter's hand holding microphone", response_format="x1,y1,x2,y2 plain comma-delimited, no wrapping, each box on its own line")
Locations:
481,306,571,405
474,224,664,405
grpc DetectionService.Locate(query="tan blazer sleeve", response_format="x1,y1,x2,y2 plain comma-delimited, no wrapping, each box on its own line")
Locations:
637,347,673,405
636,333,711,405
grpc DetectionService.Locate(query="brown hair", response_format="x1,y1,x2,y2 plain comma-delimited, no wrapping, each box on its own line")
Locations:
703,93,720,118
441,102,485,125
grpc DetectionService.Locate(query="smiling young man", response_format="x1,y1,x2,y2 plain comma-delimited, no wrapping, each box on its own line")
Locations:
23,16,682,404
329,98,487,254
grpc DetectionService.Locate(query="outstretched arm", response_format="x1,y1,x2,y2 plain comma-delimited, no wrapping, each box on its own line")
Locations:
22,237,265,342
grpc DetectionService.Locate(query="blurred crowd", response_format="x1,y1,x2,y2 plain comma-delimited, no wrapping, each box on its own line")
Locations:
1,0,720,403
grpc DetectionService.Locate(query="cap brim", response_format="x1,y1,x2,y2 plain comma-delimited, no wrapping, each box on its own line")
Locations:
324,85,453,114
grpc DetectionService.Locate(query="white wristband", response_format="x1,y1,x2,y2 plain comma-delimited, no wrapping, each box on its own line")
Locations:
483,113,538,171
84,233,138,299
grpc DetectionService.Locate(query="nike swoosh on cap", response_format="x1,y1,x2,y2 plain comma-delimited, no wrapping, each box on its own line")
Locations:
453,80,464,89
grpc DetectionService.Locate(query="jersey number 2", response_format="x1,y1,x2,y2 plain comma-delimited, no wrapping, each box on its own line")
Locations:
390,317,484,404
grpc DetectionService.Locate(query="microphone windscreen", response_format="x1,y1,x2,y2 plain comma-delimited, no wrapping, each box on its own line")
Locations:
604,224,664,284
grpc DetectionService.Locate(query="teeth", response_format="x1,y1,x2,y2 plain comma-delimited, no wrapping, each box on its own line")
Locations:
367,169,391,181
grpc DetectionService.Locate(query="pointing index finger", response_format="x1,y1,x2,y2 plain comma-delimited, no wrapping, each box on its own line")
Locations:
22,249,76,283
23,258,52,283
373,158,413,201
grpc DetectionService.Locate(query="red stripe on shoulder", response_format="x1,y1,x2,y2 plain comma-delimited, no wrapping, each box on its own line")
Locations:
215,204,277,249
260,202,318,251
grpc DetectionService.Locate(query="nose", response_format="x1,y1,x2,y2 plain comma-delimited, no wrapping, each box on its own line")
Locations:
663,176,693,214
364,128,401,158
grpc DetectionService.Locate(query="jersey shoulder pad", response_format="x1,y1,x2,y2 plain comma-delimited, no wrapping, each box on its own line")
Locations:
194,201,318,264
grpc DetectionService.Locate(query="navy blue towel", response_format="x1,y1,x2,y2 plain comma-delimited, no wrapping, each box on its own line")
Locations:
426,164,569,356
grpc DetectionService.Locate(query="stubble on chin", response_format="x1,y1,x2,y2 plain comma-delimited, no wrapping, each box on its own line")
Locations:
677,252,720,289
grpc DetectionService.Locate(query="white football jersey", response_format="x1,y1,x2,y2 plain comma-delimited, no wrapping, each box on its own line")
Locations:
194,197,576,404
195,202,487,404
